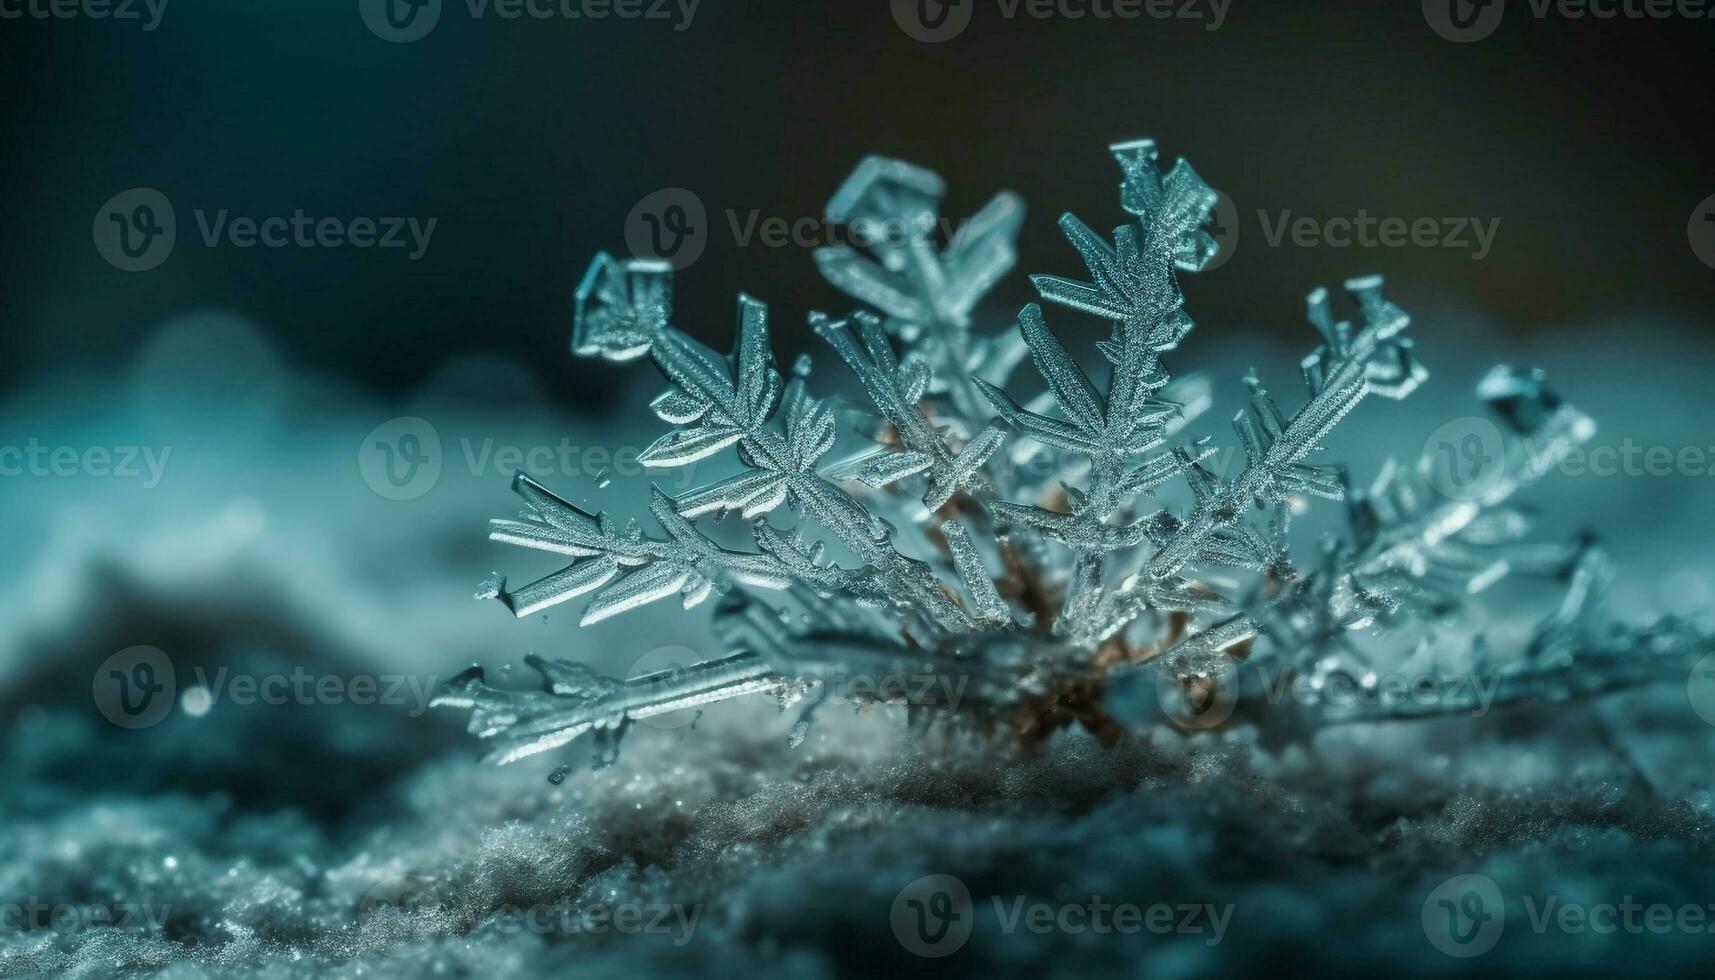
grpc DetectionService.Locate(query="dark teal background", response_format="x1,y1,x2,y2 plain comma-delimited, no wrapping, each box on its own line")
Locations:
3,0,1711,401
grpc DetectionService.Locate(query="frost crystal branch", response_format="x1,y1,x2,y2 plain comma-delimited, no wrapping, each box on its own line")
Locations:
436,141,1710,767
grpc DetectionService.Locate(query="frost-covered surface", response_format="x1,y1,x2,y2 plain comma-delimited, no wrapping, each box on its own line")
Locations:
6,611,1715,979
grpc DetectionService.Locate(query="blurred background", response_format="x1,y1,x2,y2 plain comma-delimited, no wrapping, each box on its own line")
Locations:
4,1,1713,392
2,2,1713,976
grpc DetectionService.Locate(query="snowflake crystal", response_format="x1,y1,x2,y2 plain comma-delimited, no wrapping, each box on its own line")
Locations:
435,140,1709,767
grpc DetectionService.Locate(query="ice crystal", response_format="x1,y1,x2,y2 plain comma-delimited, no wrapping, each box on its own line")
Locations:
436,141,1709,766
